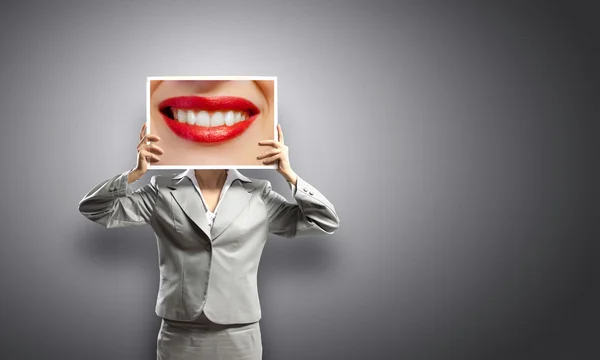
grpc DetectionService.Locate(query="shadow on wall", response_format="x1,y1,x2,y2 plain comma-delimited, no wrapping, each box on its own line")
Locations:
74,223,161,359
262,234,339,276
75,223,158,265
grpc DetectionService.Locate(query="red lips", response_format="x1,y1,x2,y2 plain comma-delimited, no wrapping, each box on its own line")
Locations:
159,96,260,143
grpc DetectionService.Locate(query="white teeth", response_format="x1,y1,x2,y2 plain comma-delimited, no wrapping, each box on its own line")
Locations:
171,108,250,127
196,111,210,127
186,110,195,125
224,111,235,126
211,112,224,127
176,109,186,123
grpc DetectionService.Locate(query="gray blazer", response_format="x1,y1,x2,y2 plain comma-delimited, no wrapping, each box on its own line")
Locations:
78,170,339,324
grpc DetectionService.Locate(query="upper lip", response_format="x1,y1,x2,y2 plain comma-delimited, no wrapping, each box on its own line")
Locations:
159,96,260,118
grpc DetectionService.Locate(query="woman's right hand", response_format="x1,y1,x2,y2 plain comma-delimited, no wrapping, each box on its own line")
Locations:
128,123,163,183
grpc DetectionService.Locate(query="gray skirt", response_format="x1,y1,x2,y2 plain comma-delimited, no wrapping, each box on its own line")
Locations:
156,313,262,360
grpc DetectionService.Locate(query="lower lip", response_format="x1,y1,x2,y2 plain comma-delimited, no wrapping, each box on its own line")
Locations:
162,114,258,143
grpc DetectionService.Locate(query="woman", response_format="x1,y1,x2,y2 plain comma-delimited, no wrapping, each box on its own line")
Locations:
78,123,340,359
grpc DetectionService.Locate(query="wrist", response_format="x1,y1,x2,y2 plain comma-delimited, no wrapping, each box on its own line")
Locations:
127,169,143,184
284,171,298,185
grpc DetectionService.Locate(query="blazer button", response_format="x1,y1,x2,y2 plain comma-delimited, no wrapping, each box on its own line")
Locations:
309,191,314,195
303,188,308,192
205,244,212,252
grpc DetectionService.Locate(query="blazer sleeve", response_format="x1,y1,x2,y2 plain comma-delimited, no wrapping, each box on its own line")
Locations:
262,176,340,238
78,171,158,228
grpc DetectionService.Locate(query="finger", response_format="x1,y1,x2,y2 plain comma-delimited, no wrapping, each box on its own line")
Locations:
138,134,161,148
256,148,281,160
258,140,279,147
140,123,147,140
277,124,284,144
262,153,282,164
140,150,161,163
145,134,161,142
144,143,165,155
148,155,161,164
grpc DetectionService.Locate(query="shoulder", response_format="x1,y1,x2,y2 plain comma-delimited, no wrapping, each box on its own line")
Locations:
241,177,271,196
148,174,183,189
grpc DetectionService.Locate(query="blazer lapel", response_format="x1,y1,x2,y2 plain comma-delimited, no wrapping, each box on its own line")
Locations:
168,177,211,239
211,180,252,241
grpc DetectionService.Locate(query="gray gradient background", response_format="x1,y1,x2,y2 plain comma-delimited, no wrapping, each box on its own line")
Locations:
0,0,598,359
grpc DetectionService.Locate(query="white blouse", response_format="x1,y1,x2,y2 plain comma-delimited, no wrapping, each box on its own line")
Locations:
182,169,243,228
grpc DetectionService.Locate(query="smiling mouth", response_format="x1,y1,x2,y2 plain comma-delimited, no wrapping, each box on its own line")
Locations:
159,96,260,143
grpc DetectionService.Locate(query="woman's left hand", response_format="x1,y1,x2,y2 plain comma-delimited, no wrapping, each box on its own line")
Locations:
258,124,298,185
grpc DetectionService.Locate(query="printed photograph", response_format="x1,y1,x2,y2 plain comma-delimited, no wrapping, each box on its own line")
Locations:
147,76,277,168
